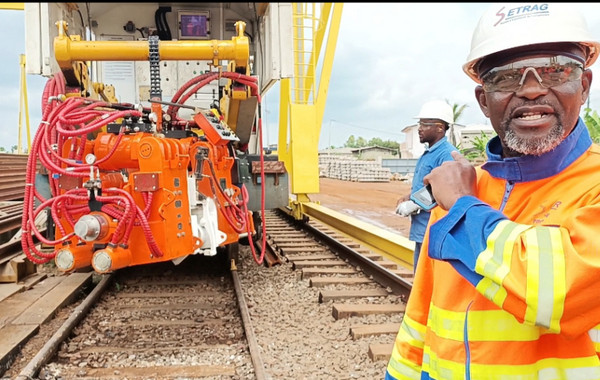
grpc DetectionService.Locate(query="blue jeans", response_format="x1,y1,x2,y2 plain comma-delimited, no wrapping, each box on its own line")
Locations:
413,241,423,273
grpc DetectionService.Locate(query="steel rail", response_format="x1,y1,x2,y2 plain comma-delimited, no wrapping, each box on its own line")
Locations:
15,273,115,380
295,202,414,269
230,268,268,380
276,208,413,299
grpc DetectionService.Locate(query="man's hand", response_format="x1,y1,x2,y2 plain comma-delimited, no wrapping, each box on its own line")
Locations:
423,151,477,210
396,200,420,216
396,194,410,207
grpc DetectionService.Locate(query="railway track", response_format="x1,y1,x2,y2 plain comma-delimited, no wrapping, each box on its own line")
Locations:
0,206,415,379
260,208,414,363
4,255,266,380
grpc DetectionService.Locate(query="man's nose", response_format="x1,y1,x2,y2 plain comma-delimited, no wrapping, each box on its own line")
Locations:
515,67,549,98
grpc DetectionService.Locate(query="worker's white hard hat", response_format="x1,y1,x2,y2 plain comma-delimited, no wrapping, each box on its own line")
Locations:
414,100,454,125
463,3,600,83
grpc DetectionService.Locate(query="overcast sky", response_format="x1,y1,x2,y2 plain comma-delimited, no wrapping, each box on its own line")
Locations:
263,2,600,149
2,3,600,151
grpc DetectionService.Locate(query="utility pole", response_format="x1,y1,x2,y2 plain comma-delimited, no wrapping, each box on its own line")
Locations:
18,54,31,154
328,120,332,148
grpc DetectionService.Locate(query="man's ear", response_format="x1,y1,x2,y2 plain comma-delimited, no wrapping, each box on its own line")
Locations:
474,85,490,118
581,69,592,105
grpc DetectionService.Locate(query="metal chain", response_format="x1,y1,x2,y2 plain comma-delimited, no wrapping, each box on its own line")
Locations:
149,35,162,100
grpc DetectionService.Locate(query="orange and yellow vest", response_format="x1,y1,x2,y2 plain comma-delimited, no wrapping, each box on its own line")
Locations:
386,119,600,379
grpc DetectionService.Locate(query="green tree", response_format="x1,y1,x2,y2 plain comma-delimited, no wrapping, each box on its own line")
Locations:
343,135,400,155
368,137,400,151
447,101,468,147
583,107,600,143
451,102,468,123
369,137,385,147
459,130,494,164
345,135,357,148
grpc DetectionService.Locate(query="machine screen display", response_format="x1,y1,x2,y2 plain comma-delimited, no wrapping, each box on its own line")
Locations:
179,13,209,39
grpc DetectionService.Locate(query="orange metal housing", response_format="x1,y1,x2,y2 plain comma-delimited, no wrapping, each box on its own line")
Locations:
53,129,254,273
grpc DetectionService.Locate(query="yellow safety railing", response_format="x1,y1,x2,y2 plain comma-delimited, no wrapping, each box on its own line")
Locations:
278,3,343,215
291,3,319,105
0,3,24,11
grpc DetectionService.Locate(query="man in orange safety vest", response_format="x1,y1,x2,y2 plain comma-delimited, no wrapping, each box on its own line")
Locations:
386,3,600,379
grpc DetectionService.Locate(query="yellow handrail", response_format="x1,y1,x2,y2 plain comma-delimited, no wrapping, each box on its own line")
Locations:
279,3,343,215
0,3,24,11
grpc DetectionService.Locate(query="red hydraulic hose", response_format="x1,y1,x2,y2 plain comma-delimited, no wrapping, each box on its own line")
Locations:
173,71,267,265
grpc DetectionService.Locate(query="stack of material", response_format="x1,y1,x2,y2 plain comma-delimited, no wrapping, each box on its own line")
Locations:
0,153,29,202
318,155,391,182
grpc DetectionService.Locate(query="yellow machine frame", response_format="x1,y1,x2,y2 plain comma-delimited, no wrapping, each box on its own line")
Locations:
278,3,413,268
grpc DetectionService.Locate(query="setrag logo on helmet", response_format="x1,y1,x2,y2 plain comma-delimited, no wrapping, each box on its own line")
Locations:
494,4,549,27
463,3,600,83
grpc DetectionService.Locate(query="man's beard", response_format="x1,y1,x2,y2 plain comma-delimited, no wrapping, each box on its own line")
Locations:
503,120,564,156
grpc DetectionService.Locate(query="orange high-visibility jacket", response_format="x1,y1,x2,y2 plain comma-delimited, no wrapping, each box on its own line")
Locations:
386,119,600,380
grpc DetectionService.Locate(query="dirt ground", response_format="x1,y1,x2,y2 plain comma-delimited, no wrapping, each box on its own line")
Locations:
308,177,412,237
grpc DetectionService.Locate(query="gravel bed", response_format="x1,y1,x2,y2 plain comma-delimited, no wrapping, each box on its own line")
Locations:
237,245,400,379
2,243,401,380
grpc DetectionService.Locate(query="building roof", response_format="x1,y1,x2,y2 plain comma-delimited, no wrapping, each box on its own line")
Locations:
460,123,494,131
402,123,468,133
350,146,398,153
319,146,399,155
318,147,355,155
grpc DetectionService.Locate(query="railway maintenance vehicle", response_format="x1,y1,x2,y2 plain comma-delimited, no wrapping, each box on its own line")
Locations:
18,2,324,274
18,3,414,277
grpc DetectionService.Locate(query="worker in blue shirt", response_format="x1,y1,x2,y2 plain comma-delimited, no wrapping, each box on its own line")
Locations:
396,100,458,271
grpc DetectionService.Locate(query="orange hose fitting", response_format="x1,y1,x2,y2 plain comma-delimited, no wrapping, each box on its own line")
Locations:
92,246,133,273
54,247,93,272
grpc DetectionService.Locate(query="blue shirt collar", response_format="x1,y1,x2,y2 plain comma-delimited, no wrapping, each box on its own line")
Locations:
482,118,592,182
426,136,449,152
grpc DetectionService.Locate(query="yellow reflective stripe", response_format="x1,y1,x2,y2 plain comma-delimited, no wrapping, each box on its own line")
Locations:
427,304,465,341
468,356,600,379
466,309,541,341
524,227,565,332
536,228,555,329
549,228,566,333
398,315,426,348
428,305,541,341
386,348,421,380
476,277,507,306
524,228,540,327
422,345,464,380
476,221,530,307
476,220,567,332
424,351,600,379
386,315,428,379
478,220,525,281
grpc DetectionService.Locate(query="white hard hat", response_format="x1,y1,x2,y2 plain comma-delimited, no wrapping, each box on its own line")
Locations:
414,100,454,125
463,3,600,83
